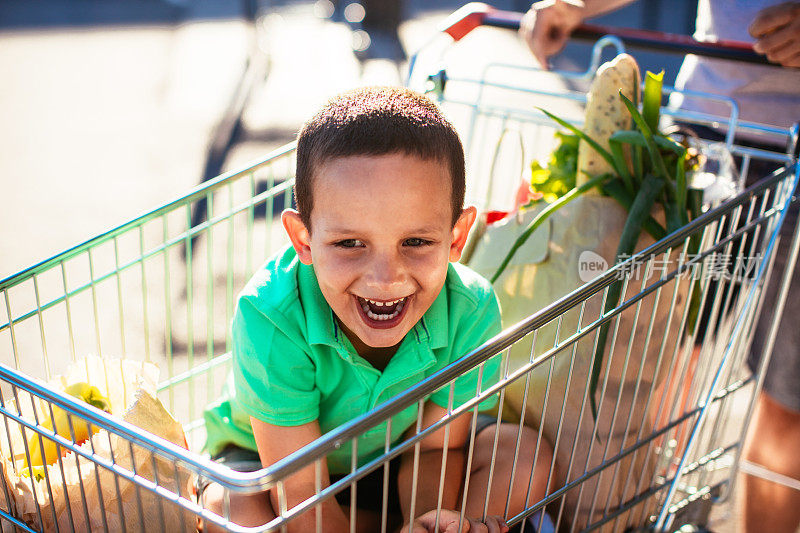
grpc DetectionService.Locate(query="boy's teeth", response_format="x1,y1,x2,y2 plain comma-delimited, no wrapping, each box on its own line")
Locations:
359,297,406,321
365,297,404,306
366,307,402,321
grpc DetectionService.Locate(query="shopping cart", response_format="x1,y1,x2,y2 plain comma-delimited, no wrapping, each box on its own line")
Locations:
1,4,798,532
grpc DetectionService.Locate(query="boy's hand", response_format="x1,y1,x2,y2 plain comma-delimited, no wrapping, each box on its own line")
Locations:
401,510,509,533
749,2,800,68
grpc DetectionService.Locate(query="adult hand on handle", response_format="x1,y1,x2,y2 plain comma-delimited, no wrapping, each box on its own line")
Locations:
400,509,509,533
749,1,800,67
519,0,586,69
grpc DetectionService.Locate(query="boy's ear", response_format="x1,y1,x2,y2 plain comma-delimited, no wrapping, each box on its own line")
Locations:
449,206,477,262
281,209,313,265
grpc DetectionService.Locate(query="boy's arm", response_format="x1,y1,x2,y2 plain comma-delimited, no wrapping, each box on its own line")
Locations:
251,416,350,533
397,401,475,526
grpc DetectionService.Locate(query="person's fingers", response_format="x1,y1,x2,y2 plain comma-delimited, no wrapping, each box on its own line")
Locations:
539,1,584,53
749,2,800,38
752,22,800,66
519,5,549,69
493,516,510,533
407,511,436,533
780,50,800,68
766,37,800,64
420,511,509,533
416,509,469,533
531,24,553,70
520,0,584,70
522,4,555,69
464,518,487,533
482,516,509,533
438,516,467,533
441,520,463,533
752,18,800,54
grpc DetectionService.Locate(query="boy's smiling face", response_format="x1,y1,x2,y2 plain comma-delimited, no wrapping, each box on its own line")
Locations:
282,153,476,358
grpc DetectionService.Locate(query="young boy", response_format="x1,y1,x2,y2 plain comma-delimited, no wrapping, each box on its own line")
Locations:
203,87,552,532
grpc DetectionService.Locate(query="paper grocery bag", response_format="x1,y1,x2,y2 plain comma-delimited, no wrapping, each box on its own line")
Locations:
0,357,194,532
467,195,694,531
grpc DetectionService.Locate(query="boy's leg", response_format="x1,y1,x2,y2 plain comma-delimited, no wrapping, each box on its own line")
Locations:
466,422,554,519
200,482,276,532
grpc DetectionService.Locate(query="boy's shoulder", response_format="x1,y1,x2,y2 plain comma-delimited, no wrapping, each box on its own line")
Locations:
429,263,501,356
444,262,498,312
237,245,303,321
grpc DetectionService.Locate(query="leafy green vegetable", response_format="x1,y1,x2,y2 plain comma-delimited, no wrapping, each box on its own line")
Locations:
539,108,622,177
530,131,579,203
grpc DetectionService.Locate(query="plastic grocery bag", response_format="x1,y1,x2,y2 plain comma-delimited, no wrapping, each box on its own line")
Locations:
0,356,194,532
467,195,693,531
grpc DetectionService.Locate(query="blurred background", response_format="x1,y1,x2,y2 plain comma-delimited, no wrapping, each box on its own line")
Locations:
0,0,700,279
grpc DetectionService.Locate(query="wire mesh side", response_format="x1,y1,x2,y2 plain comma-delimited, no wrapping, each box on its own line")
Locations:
0,148,296,455
0,148,296,532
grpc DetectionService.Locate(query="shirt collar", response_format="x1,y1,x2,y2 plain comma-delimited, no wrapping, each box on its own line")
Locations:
297,260,342,348
417,276,449,350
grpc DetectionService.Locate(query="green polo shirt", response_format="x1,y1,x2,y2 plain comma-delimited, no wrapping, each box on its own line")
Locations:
204,245,502,474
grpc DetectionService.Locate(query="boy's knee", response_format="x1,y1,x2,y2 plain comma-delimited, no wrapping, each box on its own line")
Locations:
473,423,550,468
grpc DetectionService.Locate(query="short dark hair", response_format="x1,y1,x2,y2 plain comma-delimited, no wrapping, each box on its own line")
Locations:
295,86,466,229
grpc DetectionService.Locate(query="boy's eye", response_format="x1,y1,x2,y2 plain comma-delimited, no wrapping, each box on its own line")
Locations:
334,239,365,248
403,238,432,247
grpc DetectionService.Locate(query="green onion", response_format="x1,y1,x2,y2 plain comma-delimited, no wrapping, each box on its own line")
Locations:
620,92,672,186
608,137,634,194
643,70,664,134
602,179,667,240
590,173,665,420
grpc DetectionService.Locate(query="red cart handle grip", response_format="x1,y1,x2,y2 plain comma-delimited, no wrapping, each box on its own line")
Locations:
440,3,770,65
439,2,518,41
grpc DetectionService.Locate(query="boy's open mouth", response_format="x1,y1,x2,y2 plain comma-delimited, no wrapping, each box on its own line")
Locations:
355,295,410,328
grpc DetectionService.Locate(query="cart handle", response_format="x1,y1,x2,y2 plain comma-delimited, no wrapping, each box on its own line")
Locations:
441,2,772,65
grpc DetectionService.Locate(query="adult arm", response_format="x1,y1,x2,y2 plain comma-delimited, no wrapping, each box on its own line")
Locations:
251,417,351,533
750,2,800,68
519,0,637,68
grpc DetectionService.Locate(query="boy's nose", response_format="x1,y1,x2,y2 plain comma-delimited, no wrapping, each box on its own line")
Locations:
366,252,407,291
